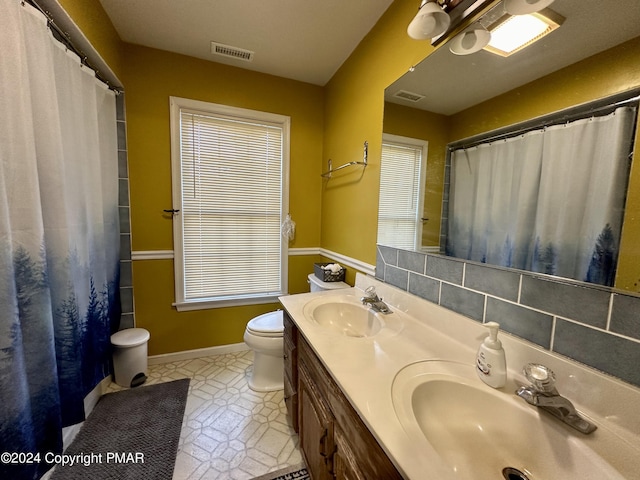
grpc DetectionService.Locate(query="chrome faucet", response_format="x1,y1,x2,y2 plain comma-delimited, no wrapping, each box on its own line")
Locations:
360,286,391,314
516,363,597,434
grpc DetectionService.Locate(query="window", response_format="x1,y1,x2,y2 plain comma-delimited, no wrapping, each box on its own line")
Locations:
377,134,427,250
170,97,290,310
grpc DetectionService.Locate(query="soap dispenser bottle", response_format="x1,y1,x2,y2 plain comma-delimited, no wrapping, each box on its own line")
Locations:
476,321,506,388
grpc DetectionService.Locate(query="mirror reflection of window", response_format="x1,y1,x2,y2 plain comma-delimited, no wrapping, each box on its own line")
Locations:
378,134,427,250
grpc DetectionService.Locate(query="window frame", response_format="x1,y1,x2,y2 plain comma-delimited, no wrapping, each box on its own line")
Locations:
378,133,428,250
169,96,290,311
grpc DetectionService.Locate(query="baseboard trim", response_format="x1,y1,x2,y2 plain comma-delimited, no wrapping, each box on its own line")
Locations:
131,248,319,260
288,247,320,256
148,342,250,365
319,248,375,276
131,250,174,260
130,247,376,276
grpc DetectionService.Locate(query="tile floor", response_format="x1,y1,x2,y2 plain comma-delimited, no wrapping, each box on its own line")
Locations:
106,349,303,480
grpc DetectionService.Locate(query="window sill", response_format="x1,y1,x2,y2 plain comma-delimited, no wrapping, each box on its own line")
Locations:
173,294,283,312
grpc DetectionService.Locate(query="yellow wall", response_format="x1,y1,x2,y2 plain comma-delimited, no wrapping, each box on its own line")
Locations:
122,44,324,252
57,0,446,354
57,0,124,80
61,0,401,355
121,44,325,354
449,37,640,139
62,0,640,355
321,0,437,265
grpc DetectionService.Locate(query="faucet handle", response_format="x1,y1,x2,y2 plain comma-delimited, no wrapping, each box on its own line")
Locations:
523,363,557,393
364,286,381,300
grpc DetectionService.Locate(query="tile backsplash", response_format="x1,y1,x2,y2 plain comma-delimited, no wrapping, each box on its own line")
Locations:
116,92,135,330
376,245,640,388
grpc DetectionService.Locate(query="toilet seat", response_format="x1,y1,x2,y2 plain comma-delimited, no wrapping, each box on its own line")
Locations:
246,310,284,338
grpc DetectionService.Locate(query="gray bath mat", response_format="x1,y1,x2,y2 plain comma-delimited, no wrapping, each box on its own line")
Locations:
50,378,190,480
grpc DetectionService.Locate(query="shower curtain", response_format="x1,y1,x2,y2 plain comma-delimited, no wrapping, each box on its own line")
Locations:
0,2,120,479
447,106,636,286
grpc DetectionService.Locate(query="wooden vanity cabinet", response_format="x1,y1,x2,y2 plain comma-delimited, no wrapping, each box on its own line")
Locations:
299,361,336,479
333,429,366,480
284,313,403,480
328,381,402,480
283,311,298,432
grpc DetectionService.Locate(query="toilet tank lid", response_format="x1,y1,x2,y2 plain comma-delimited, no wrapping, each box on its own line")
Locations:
307,273,349,290
247,310,284,334
111,328,150,347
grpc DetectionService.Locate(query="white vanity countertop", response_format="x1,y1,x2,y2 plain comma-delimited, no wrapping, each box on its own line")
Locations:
278,273,640,480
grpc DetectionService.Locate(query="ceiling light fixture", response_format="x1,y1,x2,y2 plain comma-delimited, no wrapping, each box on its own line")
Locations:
483,9,563,57
449,24,491,55
407,0,451,40
504,0,555,15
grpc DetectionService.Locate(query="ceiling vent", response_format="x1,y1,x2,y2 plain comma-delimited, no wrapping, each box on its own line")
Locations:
211,42,254,62
393,90,425,103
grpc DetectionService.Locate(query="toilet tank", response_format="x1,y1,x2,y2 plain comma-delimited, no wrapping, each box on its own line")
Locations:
308,273,349,292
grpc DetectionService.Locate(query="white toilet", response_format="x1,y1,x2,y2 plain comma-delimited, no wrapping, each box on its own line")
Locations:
244,273,349,391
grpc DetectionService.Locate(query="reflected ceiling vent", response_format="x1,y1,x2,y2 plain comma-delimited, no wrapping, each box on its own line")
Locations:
393,90,425,103
211,42,254,62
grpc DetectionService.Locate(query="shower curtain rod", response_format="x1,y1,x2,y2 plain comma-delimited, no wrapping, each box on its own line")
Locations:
448,88,640,151
23,0,122,93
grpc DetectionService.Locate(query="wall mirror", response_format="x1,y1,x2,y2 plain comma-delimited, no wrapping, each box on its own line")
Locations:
381,0,640,292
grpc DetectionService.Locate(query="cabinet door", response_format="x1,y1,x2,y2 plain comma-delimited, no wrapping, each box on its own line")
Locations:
283,311,298,387
283,312,298,431
283,372,298,432
334,429,366,480
328,371,403,479
297,335,402,479
299,363,335,480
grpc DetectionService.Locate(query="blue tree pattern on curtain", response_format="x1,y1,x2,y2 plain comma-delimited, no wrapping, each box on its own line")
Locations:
447,106,636,286
0,3,120,479
586,224,617,286
2,247,119,479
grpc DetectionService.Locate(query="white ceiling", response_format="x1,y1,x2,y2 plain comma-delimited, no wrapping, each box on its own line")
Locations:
99,0,394,86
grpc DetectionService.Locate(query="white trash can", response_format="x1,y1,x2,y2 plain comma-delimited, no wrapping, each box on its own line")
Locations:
111,328,150,388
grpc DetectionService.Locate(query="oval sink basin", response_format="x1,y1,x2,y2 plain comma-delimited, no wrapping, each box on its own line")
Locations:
392,361,628,479
304,298,383,337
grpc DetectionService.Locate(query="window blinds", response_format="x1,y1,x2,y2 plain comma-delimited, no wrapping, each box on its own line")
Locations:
378,140,424,250
178,109,284,301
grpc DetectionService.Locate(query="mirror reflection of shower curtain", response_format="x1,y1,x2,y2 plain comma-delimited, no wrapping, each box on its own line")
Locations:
0,3,120,479
447,106,636,286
